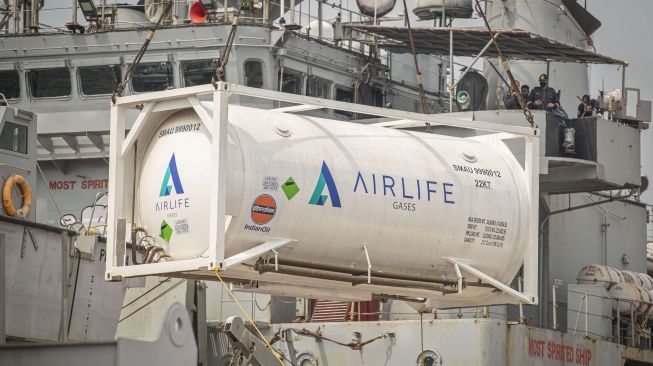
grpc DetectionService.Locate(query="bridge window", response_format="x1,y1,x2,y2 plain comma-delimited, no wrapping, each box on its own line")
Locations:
335,85,354,117
243,60,264,88
307,75,331,99
27,68,71,98
0,70,20,100
131,62,173,93
78,65,121,96
0,122,27,154
182,59,218,87
280,69,303,95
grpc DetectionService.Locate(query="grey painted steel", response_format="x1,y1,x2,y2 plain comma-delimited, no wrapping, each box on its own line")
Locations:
566,284,612,340
483,0,592,111
236,318,642,365
0,217,135,342
224,316,282,366
0,219,68,341
0,106,37,199
66,237,131,342
0,303,197,366
443,110,641,193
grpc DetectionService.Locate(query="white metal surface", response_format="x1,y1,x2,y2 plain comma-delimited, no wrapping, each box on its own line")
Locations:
107,83,540,306
576,264,624,289
258,318,638,365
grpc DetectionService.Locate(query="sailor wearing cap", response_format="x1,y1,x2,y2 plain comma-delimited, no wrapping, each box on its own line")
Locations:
527,74,560,110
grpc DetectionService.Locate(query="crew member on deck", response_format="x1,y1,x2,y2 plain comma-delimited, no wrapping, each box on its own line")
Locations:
527,74,560,110
504,83,529,110
577,94,599,117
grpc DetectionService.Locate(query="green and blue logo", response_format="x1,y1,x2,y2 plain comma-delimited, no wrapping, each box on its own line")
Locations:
160,153,185,197
309,161,341,207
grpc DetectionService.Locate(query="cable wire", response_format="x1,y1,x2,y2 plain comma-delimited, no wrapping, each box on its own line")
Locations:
118,279,185,323
111,0,173,103
212,268,285,366
121,277,172,309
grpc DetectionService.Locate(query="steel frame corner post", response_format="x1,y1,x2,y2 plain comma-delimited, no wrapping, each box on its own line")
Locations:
209,82,230,269
106,103,126,280
523,134,540,304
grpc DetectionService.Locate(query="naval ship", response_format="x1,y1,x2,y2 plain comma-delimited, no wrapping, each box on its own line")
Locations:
0,0,652,365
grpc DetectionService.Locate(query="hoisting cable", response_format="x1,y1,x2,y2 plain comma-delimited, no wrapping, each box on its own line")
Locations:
213,0,246,84
212,268,286,366
401,0,429,114
118,279,185,323
420,312,425,366
282,327,392,350
121,277,171,309
111,0,173,104
473,0,534,127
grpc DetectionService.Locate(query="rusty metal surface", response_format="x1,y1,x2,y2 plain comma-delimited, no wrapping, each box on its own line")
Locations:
345,26,625,65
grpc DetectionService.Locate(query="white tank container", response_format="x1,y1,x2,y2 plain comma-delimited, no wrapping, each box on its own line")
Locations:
576,264,624,289
136,105,530,290
621,270,648,288
621,271,642,286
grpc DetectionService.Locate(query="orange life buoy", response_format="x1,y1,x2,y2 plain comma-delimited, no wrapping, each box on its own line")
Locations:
2,174,32,218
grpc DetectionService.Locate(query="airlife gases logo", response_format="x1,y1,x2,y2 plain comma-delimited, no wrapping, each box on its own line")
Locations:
308,161,341,207
160,153,185,197
155,153,190,213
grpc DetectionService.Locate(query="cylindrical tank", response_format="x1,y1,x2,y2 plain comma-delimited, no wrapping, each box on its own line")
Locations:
413,0,473,20
637,273,653,290
609,282,650,314
136,105,530,299
621,271,643,287
576,264,624,289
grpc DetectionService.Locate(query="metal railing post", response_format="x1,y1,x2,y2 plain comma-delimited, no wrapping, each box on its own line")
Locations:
572,293,585,335
616,299,620,344
552,284,557,330
584,291,589,337
518,277,524,324
631,302,635,347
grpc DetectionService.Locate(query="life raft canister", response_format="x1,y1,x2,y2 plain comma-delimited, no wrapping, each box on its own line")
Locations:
2,174,32,218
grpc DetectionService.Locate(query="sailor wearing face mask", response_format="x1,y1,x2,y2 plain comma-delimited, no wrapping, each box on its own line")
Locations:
527,74,560,110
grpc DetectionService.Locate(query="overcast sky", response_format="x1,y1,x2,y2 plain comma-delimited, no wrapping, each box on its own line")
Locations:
37,0,652,204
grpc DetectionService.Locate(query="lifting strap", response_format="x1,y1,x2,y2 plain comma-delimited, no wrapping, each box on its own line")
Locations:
111,0,173,104
214,0,246,83
474,0,534,127
401,0,429,114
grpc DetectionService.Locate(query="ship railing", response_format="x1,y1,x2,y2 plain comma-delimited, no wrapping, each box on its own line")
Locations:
558,286,653,349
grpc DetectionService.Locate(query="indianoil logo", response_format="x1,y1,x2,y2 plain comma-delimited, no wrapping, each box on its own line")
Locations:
251,194,277,225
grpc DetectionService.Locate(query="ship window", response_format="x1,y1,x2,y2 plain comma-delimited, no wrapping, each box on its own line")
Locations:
335,85,354,117
131,62,174,93
279,69,303,95
307,75,331,99
244,60,264,88
27,68,71,98
182,59,218,87
0,70,20,100
78,65,121,96
0,122,27,154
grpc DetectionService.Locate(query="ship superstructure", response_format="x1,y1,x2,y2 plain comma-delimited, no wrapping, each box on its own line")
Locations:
0,1,652,365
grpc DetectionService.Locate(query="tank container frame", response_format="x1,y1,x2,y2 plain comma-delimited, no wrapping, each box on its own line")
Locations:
105,82,541,305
